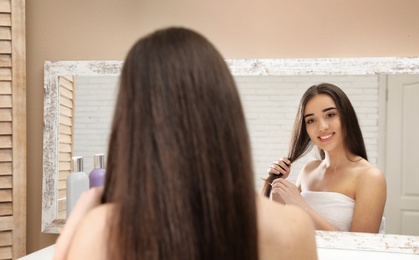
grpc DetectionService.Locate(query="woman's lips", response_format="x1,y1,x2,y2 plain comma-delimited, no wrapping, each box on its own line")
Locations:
318,133,334,141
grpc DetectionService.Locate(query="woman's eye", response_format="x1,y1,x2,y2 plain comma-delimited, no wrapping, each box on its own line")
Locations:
326,113,336,118
306,119,315,124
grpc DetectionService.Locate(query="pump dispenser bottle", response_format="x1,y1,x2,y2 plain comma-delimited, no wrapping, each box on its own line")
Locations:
89,154,106,188
66,156,89,218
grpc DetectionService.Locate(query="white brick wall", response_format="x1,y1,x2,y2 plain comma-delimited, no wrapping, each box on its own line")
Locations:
73,75,381,192
73,76,119,172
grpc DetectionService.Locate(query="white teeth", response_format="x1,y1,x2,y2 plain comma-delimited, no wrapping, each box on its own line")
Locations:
320,134,333,140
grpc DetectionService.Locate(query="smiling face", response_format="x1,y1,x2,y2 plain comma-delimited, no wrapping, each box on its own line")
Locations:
303,94,343,154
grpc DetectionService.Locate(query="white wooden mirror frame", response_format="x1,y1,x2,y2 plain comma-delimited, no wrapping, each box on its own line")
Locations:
42,58,419,255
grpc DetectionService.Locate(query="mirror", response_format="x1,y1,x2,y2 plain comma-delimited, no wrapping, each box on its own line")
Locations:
42,61,122,232
42,58,419,237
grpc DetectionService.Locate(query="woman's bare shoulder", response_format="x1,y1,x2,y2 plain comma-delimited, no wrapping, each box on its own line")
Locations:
355,164,386,196
354,160,386,187
256,194,317,260
67,203,115,259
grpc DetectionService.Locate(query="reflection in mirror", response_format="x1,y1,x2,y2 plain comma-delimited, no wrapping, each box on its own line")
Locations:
56,76,119,219
57,76,74,220
235,74,381,190
43,59,419,238
43,61,122,232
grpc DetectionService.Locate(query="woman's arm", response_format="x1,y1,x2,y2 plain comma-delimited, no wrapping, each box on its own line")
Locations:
351,167,386,233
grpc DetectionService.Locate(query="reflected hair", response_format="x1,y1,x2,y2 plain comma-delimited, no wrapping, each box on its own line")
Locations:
262,83,367,197
102,27,258,260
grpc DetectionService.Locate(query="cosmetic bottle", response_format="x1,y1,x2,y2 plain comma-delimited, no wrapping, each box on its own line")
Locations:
89,154,106,188
66,156,89,218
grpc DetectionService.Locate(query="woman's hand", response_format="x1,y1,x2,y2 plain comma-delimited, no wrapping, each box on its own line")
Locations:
271,179,307,209
267,157,291,179
53,187,104,260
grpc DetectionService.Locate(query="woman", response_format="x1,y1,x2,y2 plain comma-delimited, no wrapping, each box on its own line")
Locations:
263,83,386,233
54,27,317,259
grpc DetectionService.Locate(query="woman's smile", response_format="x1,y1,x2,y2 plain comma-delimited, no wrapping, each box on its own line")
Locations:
318,132,335,141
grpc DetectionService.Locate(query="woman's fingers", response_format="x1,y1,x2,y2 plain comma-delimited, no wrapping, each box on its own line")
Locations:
267,157,291,177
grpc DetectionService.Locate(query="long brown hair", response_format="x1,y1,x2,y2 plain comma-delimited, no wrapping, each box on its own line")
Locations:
103,27,258,260
262,83,367,197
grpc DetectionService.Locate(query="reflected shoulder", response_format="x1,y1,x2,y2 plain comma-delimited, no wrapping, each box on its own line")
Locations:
357,166,386,187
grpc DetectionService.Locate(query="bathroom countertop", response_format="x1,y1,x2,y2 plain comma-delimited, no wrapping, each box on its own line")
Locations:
18,245,55,260
18,231,419,260
19,244,419,260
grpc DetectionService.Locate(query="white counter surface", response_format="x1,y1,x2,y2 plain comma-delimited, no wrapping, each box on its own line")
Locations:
19,231,419,260
19,244,419,260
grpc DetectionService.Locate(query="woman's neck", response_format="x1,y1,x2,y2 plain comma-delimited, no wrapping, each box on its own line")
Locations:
322,150,357,172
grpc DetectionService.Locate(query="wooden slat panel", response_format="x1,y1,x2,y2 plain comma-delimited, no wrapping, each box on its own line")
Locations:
0,14,11,27
59,170,69,182
59,152,71,162
0,95,11,108
60,76,74,91
0,202,12,215
0,216,12,230
58,143,71,153
0,81,11,94
59,117,70,221
0,246,12,259
60,104,72,118
12,0,27,256
0,54,11,67
59,161,70,171
0,162,11,176
59,115,72,127
0,108,11,121
0,67,11,80
0,136,11,148
59,134,71,144
0,122,11,134
60,86,73,100
0,231,11,246
0,26,11,40
59,95,73,108
0,176,11,188
0,189,11,202
59,124,71,135
58,198,66,211
58,210,66,220
0,40,11,54
0,149,11,161
58,180,66,190
0,0,11,13
58,189,66,199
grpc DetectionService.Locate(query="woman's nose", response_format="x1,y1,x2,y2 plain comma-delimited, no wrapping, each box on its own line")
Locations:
318,119,329,130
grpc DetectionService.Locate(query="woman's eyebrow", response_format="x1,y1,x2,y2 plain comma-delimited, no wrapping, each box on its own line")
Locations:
323,107,337,112
303,113,313,119
304,107,336,118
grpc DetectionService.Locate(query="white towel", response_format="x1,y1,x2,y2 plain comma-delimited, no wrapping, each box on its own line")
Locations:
301,191,385,233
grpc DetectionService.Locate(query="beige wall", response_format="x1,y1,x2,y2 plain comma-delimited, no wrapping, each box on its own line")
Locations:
26,0,419,253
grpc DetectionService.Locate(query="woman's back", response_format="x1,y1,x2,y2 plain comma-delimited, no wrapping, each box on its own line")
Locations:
66,195,317,260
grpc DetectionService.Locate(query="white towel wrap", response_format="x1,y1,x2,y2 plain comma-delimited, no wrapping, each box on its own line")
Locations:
301,190,385,233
